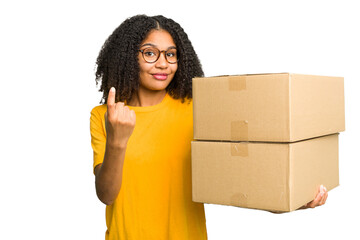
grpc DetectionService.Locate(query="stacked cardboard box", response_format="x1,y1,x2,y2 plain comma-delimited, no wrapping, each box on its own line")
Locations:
191,73,345,212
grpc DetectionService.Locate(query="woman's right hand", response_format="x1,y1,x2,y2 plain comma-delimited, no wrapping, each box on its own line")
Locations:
95,87,135,205
105,87,136,148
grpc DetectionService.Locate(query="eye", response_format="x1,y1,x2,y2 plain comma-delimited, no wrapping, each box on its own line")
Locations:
145,51,155,57
166,50,177,58
143,48,158,57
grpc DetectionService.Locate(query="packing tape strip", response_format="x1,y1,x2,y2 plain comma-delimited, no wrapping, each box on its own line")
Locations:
228,75,247,91
231,120,249,141
230,142,248,157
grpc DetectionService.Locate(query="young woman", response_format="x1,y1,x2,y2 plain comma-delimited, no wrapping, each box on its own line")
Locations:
90,15,206,240
90,14,327,240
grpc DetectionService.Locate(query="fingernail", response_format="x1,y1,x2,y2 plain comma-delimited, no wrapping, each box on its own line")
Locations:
110,87,115,92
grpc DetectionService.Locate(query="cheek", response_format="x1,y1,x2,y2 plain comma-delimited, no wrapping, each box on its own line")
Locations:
168,65,178,83
138,55,150,72
138,62,152,75
172,64,178,74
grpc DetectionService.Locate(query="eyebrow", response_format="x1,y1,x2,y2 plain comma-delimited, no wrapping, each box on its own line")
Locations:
140,43,177,49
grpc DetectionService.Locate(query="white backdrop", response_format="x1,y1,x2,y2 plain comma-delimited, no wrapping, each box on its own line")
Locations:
1,0,359,239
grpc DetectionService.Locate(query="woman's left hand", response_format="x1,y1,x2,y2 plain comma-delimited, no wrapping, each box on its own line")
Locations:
302,185,328,209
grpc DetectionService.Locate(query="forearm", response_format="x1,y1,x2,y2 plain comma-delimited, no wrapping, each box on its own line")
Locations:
95,143,127,205
94,87,136,205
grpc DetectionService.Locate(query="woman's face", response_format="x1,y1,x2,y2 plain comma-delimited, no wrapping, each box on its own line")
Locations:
138,29,178,92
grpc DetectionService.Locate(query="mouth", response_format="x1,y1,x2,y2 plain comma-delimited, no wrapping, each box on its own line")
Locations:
152,73,168,81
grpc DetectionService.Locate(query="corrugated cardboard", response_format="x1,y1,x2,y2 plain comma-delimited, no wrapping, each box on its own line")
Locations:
191,134,339,212
193,73,345,142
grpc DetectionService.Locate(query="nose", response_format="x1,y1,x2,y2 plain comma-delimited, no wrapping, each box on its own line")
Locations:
155,51,169,69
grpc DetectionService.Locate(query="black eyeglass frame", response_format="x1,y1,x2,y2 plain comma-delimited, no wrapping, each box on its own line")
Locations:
138,47,178,64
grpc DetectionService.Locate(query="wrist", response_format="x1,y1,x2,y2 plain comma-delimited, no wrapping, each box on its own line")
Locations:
106,138,128,150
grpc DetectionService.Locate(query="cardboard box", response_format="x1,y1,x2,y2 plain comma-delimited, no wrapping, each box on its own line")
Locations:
191,134,339,212
193,73,345,142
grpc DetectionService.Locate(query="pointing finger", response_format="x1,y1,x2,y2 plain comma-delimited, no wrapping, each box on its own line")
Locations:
107,87,116,107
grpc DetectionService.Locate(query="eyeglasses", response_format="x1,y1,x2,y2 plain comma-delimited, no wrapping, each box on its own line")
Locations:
139,47,178,64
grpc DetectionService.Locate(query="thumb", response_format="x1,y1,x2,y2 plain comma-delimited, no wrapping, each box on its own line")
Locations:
130,110,136,123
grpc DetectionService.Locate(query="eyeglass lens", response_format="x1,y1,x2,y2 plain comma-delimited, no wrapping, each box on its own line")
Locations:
142,48,177,63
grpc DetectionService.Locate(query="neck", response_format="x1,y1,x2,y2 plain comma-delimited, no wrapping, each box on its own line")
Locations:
128,88,167,107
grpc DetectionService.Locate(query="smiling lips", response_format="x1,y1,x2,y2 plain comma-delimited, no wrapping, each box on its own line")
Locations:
152,73,168,80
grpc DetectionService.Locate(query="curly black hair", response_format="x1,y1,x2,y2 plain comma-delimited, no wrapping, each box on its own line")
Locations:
95,14,204,104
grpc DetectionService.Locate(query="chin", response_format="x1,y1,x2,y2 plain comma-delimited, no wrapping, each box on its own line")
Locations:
147,81,172,91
